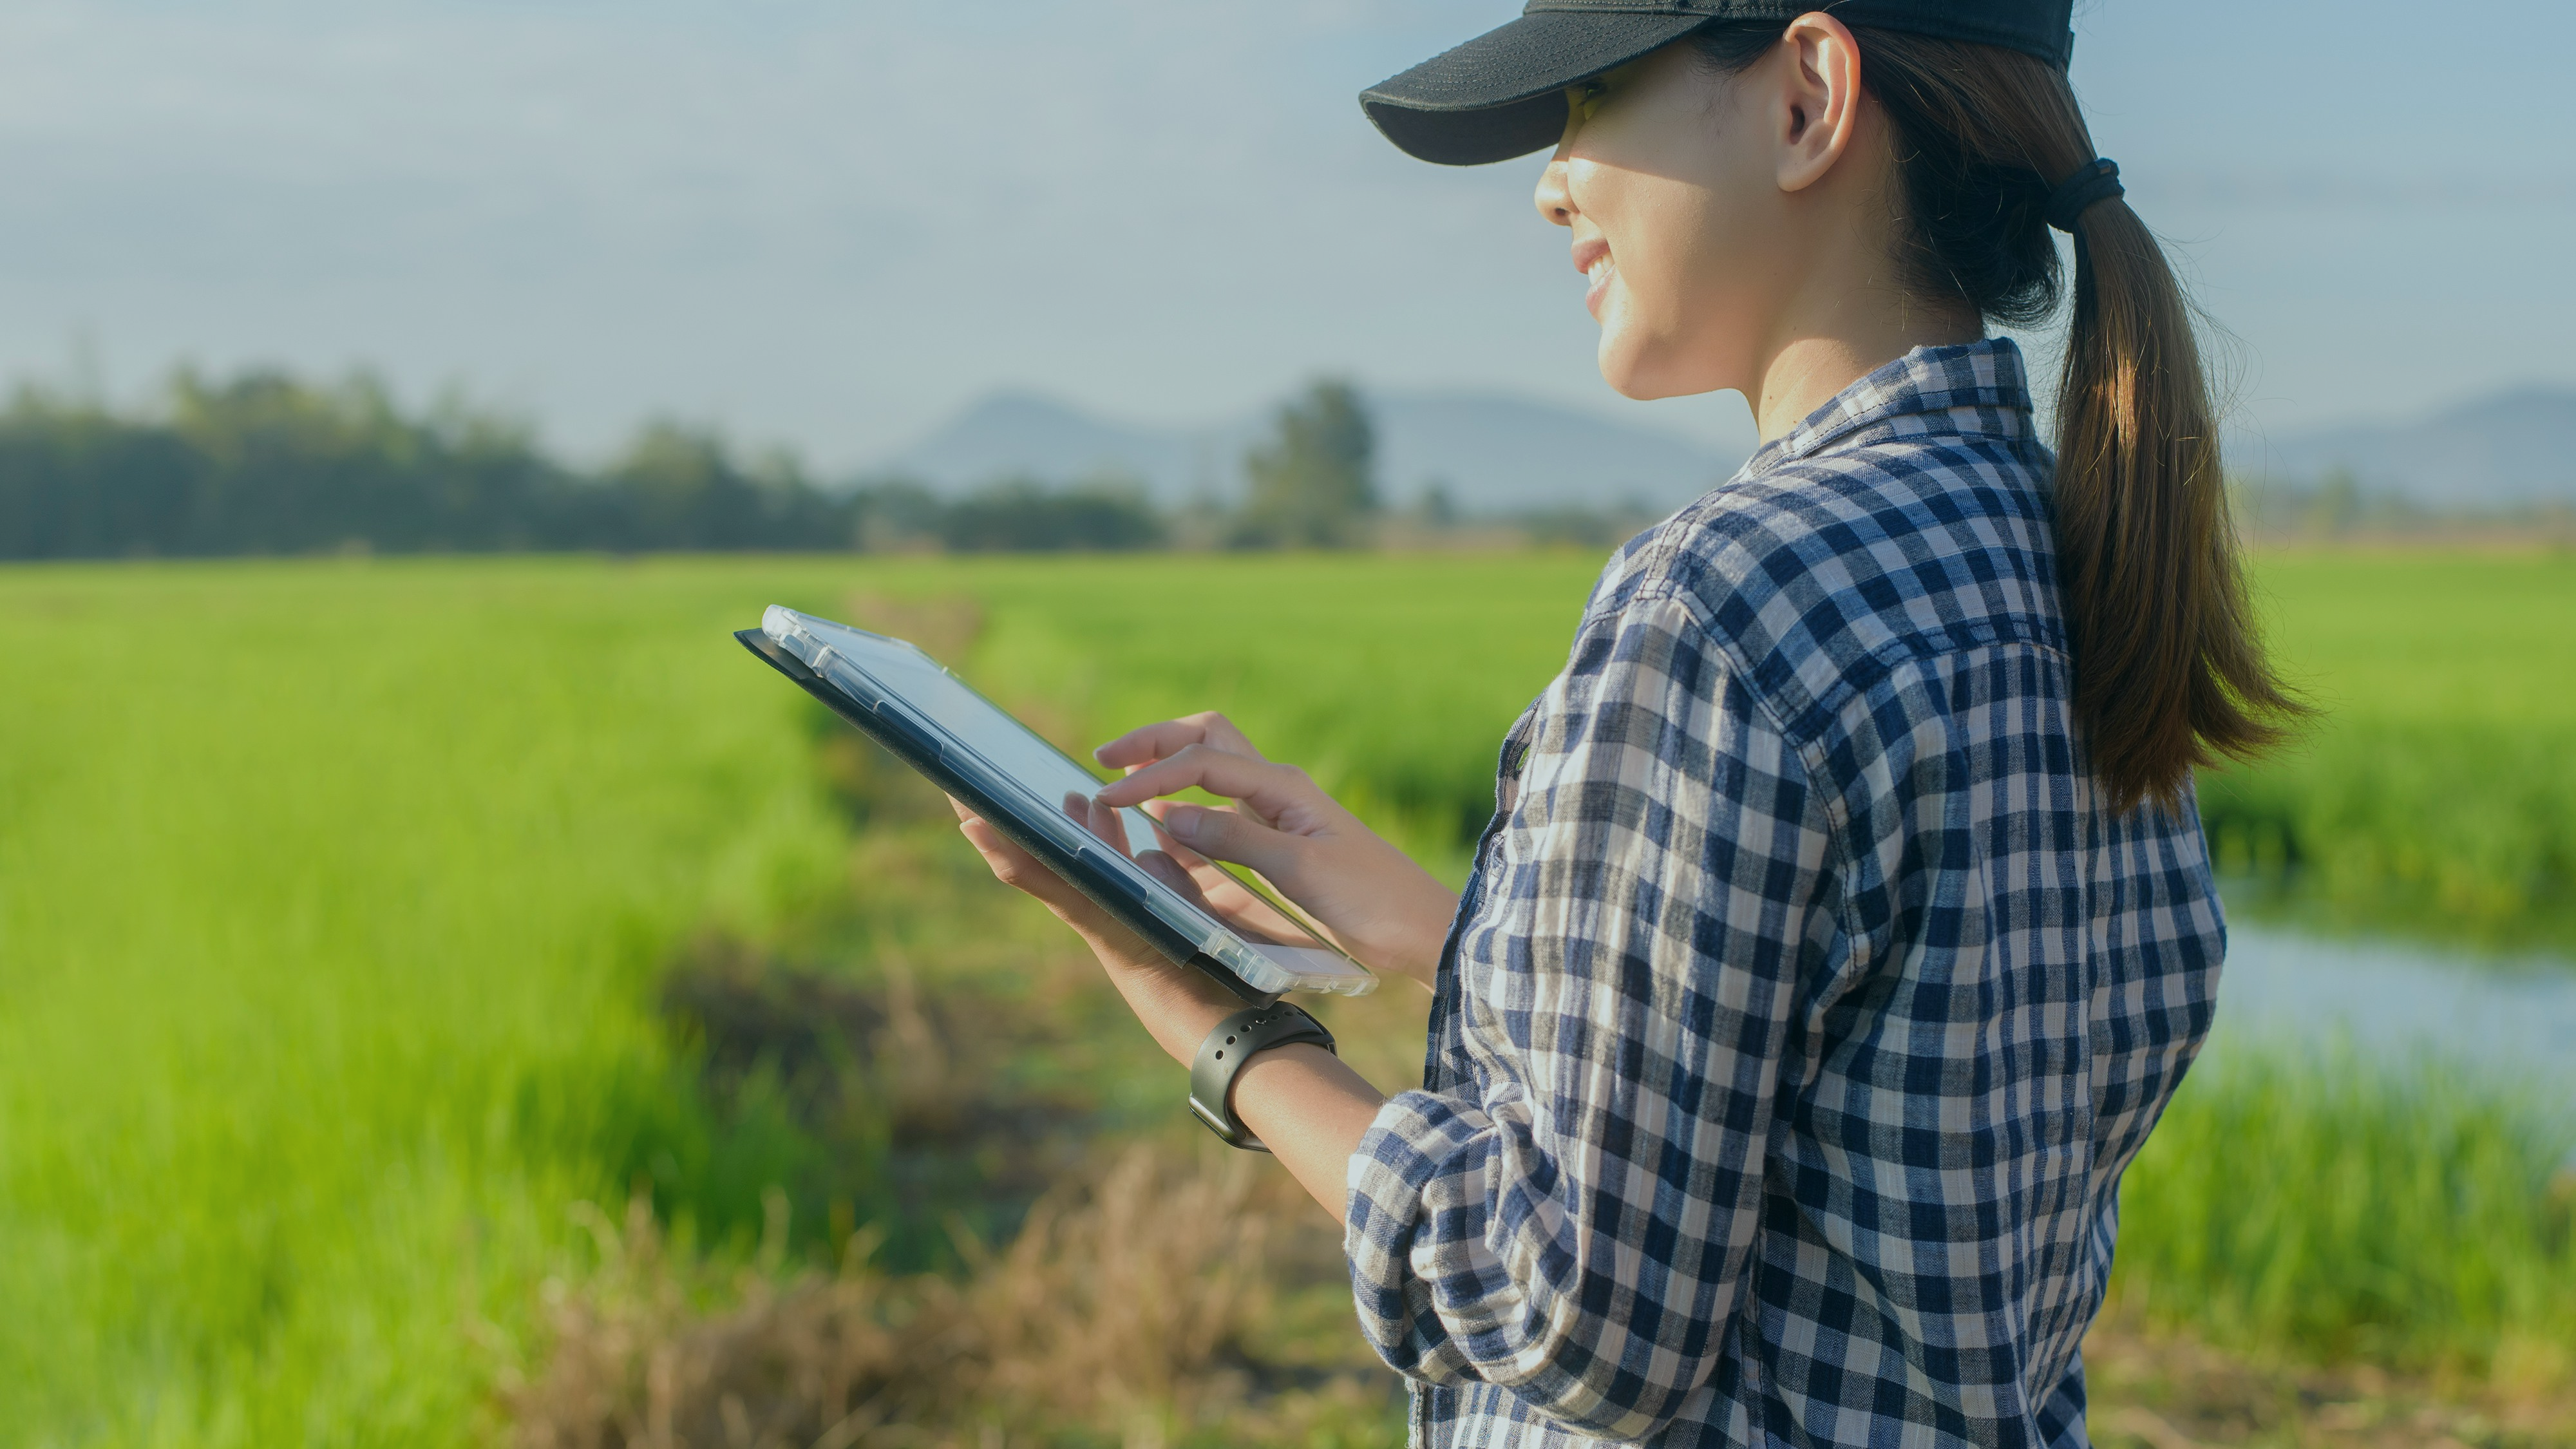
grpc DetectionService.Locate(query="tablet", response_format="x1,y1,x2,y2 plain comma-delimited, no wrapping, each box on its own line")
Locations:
737,605,1377,1003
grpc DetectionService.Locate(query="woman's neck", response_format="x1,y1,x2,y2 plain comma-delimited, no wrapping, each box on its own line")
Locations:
1745,269,1984,441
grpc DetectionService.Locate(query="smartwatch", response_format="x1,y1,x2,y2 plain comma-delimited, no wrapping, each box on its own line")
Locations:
1187,1001,1337,1151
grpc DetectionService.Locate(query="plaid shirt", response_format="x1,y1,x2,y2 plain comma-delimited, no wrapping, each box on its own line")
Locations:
1344,339,2224,1448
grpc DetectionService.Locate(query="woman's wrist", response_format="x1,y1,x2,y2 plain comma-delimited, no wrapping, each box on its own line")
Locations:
1075,927,1245,1065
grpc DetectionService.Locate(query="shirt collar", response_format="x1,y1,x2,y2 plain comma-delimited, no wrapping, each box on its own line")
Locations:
1743,337,2036,475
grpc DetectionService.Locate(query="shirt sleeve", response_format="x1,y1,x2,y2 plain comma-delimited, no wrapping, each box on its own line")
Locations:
1343,587,1838,1440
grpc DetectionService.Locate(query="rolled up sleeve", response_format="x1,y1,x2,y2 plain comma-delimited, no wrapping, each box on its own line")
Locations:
1345,587,1837,1440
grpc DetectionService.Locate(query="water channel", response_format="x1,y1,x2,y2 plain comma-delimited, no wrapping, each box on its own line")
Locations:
2217,920,2576,1106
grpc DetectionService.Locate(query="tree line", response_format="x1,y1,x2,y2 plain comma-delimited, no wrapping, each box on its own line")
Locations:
0,366,1396,560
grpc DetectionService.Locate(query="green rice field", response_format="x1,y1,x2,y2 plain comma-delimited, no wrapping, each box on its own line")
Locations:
2201,553,2576,952
1,551,2569,1445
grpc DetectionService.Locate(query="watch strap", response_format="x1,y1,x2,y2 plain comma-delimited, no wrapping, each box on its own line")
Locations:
1187,1001,1336,1151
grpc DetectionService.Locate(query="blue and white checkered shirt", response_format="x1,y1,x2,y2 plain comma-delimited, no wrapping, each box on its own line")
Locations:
1344,339,2224,1448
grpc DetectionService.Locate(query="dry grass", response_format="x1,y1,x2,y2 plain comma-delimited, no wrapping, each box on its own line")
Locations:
506,1189,943,1449
2085,1316,2576,1448
959,1146,1282,1422
659,935,1077,1155
504,1144,1394,1449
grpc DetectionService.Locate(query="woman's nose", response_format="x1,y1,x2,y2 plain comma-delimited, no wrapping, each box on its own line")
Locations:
1534,155,1575,228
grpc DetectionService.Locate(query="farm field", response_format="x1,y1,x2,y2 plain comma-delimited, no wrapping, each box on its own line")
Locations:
2199,552,2576,953
1,551,2570,1446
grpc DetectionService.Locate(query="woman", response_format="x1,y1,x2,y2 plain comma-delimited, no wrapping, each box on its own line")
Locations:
954,3,2298,1444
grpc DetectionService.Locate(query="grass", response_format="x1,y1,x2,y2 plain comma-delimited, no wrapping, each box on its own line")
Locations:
0,558,864,1443
2113,1044,2576,1381
2202,551,2576,953
0,549,2570,1446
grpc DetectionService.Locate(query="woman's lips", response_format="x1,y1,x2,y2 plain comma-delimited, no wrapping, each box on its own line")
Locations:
1572,239,1613,318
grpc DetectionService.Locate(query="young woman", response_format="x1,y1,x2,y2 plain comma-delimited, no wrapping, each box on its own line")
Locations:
955,3,2298,1443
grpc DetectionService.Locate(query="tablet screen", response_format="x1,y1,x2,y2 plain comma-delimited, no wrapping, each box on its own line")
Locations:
760,606,1376,997
790,615,1163,857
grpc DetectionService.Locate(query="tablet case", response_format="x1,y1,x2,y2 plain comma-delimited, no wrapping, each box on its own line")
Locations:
737,621,1371,1006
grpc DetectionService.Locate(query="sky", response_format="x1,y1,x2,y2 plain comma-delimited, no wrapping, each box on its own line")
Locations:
0,0,2568,471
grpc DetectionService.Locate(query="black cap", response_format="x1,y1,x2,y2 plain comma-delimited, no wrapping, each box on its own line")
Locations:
1361,1,2078,166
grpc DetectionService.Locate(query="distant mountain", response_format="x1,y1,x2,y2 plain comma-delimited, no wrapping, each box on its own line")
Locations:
886,390,1204,500
2238,386,2576,507
880,387,1755,515
897,381,2576,516
1371,392,1748,512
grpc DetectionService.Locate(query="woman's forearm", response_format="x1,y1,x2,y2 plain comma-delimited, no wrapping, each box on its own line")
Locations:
1047,911,1386,1224
1093,959,1383,1224
1231,1043,1385,1226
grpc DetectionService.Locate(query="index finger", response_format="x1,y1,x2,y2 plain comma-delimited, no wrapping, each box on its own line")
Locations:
1093,710,1265,770
1094,744,1307,821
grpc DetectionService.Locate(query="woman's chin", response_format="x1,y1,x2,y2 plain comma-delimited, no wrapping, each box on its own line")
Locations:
1597,330,1726,402
1595,347,1685,402
1595,335,1653,399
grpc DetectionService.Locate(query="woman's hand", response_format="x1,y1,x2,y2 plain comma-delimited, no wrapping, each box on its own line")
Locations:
947,796,1242,1066
1092,712,1457,989
949,793,1390,1225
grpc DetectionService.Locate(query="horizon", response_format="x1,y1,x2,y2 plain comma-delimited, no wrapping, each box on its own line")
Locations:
18,358,2570,517
19,355,2571,483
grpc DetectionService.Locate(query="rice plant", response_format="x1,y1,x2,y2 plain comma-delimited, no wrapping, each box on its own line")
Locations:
2111,1039,2576,1380
2201,551,2576,952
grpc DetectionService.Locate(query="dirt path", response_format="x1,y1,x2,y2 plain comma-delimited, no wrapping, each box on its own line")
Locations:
2085,1320,2576,1448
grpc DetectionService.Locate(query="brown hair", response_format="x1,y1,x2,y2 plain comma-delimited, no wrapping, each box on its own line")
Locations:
1695,23,2303,811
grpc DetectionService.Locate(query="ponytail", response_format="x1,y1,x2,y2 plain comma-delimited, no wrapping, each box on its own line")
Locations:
2049,167,2298,810
1695,26,2304,811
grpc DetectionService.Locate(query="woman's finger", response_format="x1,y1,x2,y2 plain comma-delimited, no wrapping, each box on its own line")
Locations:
953,798,1106,925
1094,744,1319,824
1152,800,1310,885
1185,710,1264,759
1133,807,1306,938
1133,848,1214,907
1091,794,1141,855
1094,711,1267,770
1140,808,1265,901
1064,790,1131,855
956,804,1058,896
1094,719,1206,770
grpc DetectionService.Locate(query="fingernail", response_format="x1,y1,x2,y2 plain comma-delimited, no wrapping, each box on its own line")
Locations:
1164,804,1201,842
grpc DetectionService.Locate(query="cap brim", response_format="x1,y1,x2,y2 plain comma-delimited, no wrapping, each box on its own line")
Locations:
1359,11,1710,166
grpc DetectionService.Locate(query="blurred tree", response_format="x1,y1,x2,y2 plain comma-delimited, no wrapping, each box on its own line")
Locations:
848,477,948,553
1233,379,1377,549
2303,466,2364,536
1412,479,1460,529
0,368,576,558
0,362,1200,560
602,421,748,549
0,384,200,558
938,474,1164,553
587,419,855,552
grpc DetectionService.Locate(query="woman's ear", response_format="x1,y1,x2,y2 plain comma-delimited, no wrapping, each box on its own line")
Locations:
1772,12,1864,194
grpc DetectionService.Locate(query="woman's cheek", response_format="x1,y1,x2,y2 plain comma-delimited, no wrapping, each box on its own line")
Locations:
1607,253,1678,379
1595,292,1666,397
